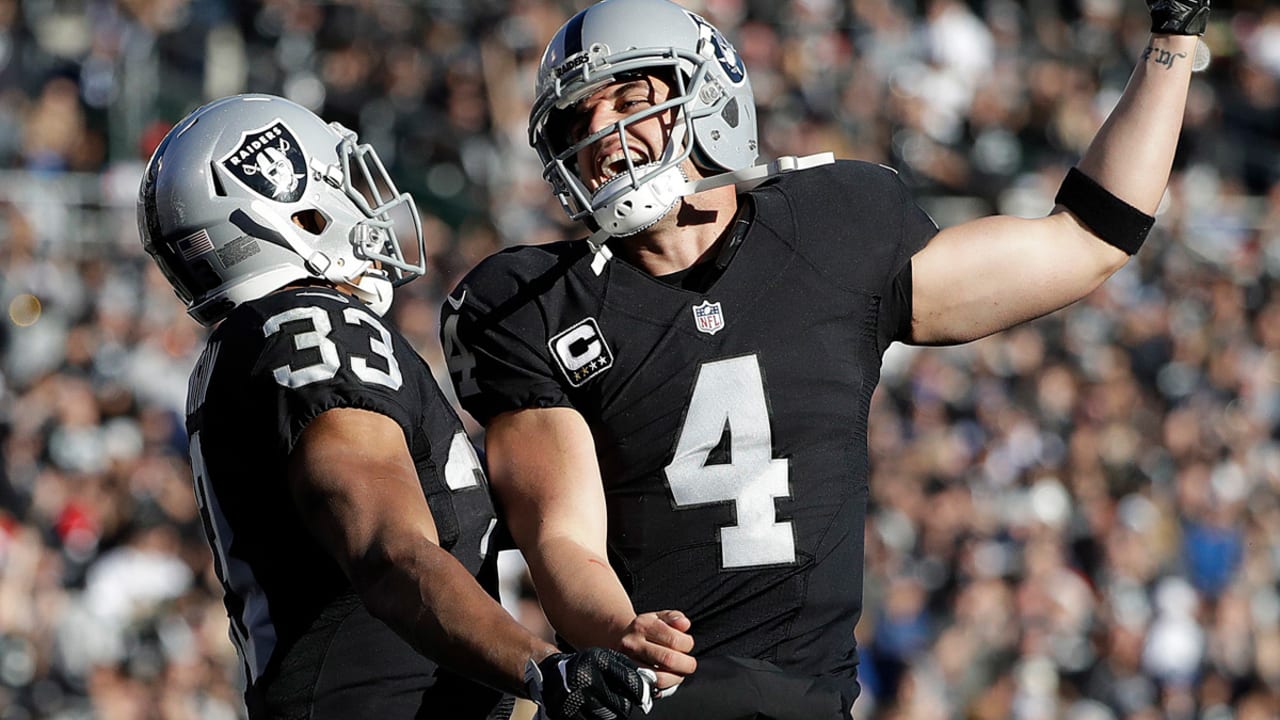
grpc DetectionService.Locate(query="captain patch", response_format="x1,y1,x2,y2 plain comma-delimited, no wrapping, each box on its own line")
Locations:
549,318,613,387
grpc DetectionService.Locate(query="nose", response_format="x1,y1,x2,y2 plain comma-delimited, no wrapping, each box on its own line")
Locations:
583,101,624,140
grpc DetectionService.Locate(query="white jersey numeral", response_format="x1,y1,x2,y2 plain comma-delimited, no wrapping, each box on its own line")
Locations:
443,431,496,560
444,431,484,491
344,307,403,389
441,314,478,397
664,356,796,569
263,305,402,390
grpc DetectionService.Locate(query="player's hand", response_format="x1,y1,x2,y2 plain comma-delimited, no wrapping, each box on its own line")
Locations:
615,610,697,690
526,647,654,720
1147,0,1210,35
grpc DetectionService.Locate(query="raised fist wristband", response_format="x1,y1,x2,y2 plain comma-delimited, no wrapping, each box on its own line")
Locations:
1148,0,1210,36
1054,168,1154,256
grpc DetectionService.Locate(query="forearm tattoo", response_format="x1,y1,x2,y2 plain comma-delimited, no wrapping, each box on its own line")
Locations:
1143,43,1187,70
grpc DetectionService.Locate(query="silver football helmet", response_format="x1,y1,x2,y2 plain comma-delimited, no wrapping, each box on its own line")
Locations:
530,0,758,237
138,94,425,326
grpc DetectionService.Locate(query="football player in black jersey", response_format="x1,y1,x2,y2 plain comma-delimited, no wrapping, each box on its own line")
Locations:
137,94,655,720
441,0,1210,717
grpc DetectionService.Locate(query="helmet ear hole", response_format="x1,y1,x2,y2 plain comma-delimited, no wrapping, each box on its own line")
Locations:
291,209,328,234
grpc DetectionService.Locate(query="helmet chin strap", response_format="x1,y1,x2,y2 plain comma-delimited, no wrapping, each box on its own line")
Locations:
346,272,393,316
683,152,836,195
590,163,689,239
585,151,836,274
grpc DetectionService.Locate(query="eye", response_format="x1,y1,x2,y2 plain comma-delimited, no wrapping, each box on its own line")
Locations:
569,113,590,141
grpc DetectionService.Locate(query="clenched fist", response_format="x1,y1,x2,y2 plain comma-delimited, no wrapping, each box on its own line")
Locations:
1148,0,1210,35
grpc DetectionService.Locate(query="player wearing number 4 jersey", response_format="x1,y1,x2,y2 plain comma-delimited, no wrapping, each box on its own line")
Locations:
138,94,653,720
447,159,925,716
443,0,1210,716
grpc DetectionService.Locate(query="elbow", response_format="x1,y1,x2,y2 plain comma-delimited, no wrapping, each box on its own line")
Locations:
348,545,405,617
1060,206,1140,279
346,537,436,629
1089,240,1132,290
1097,238,1132,273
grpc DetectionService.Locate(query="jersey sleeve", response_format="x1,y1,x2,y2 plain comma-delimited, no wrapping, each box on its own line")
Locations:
440,253,573,426
879,168,937,351
226,290,419,454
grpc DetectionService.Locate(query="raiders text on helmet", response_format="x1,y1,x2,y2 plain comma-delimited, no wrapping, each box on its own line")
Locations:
138,94,425,325
529,0,758,237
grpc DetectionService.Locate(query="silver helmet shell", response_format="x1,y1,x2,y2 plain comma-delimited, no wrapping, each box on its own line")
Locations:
529,0,758,234
138,94,425,325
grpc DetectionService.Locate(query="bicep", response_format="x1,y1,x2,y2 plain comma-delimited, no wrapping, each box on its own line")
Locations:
287,407,440,578
907,211,1127,345
483,407,608,555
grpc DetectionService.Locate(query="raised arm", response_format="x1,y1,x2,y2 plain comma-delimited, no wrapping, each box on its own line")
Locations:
908,2,1207,345
484,406,697,689
289,407,652,717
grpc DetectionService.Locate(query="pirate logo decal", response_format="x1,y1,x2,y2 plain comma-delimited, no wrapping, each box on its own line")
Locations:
686,11,745,85
220,121,307,203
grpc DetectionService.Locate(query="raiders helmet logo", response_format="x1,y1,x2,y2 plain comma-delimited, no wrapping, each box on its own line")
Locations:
686,12,745,85
219,121,307,203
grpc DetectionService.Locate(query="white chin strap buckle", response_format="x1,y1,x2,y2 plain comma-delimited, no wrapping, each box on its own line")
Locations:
346,272,393,316
590,163,688,238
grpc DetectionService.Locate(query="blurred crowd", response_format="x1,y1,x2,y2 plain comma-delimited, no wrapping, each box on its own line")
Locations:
0,0,1277,718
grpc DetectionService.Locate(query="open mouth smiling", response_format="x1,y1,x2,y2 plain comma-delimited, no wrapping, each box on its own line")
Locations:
589,147,651,191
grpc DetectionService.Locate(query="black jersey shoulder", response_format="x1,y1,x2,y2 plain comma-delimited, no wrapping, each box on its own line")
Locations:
442,241,595,424
452,239,592,315
206,286,419,451
746,159,937,298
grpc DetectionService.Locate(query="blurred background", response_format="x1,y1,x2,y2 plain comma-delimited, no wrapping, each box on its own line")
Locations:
0,0,1277,718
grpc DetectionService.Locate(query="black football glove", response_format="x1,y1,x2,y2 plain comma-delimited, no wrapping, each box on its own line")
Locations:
526,648,654,720
1147,0,1210,35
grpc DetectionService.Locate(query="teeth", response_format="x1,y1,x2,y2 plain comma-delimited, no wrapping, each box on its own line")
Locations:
595,149,648,187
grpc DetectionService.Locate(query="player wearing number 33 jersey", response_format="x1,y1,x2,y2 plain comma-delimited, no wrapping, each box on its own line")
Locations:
443,160,936,702
144,92,658,720
188,287,506,716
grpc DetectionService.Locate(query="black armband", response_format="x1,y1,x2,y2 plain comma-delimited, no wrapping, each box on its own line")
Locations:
1054,168,1155,255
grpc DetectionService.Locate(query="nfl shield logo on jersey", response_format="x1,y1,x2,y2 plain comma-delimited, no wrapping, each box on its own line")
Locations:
220,121,307,203
692,300,725,336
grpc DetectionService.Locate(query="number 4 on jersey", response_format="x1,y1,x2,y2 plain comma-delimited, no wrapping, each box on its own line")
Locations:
442,314,478,398
665,355,796,569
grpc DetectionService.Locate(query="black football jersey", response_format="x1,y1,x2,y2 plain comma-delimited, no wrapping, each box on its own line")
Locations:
442,161,937,689
186,287,506,719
